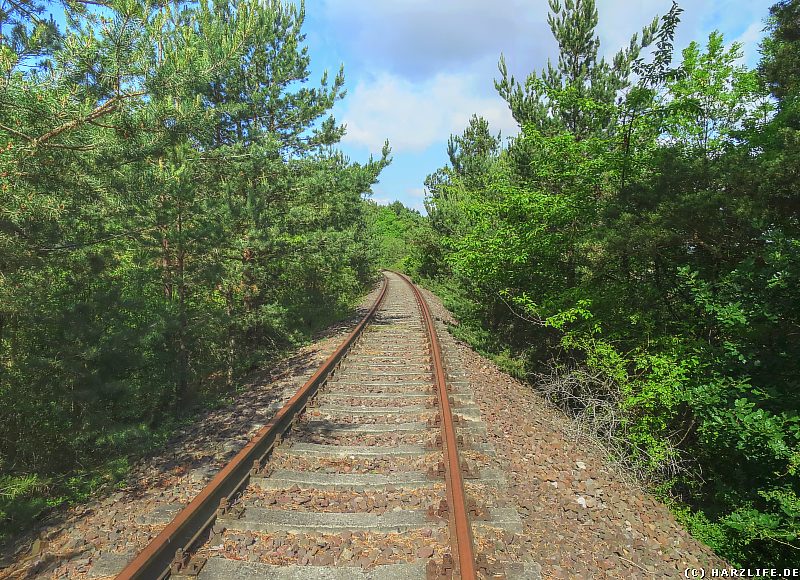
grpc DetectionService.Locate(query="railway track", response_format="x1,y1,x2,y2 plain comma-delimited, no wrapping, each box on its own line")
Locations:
115,272,537,579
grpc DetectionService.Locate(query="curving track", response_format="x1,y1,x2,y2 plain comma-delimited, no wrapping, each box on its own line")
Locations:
115,272,536,579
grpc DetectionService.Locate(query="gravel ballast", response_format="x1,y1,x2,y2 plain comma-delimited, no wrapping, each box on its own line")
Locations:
1,279,728,579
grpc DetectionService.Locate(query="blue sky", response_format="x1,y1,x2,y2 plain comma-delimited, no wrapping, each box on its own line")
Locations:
41,0,776,212
299,0,774,212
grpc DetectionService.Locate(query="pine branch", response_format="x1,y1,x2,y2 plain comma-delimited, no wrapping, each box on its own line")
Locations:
0,122,34,141
63,0,111,7
33,96,120,145
5,0,44,25
37,142,96,151
19,91,145,148
35,225,159,252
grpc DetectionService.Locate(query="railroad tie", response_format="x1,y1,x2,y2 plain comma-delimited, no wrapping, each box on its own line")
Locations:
116,272,538,580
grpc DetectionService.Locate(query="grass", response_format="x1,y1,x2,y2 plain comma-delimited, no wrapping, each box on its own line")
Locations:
0,417,184,546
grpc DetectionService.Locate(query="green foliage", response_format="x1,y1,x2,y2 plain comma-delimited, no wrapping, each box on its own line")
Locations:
0,0,388,543
422,0,800,566
495,0,660,138
365,201,434,275
760,0,800,102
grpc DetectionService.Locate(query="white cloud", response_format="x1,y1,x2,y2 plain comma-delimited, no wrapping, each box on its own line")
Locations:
733,20,767,65
595,0,668,58
339,72,518,154
328,2,773,158
320,0,771,85
320,0,553,81
595,0,771,67
405,187,427,212
319,1,772,215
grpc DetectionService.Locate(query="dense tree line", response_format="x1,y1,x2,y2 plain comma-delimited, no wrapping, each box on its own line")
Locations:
0,0,388,539
364,201,432,273
418,0,800,566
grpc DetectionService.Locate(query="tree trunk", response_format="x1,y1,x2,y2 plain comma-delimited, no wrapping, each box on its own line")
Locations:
175,195,189,409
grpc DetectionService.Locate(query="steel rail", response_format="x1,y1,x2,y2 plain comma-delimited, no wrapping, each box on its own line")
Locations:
397,272,478,580
116,275,389,580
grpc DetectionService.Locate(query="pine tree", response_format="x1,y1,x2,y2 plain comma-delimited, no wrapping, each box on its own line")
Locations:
760,0,800,104
447,114,501,179
495,0,659,139
0,0,389,535
757,0,799,221
200,0,346,154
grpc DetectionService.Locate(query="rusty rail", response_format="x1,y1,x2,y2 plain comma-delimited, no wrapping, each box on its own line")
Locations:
116,275,389,580
397,272,478,580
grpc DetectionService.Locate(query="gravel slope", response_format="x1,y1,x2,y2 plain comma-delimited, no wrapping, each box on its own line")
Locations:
420,285,727,578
